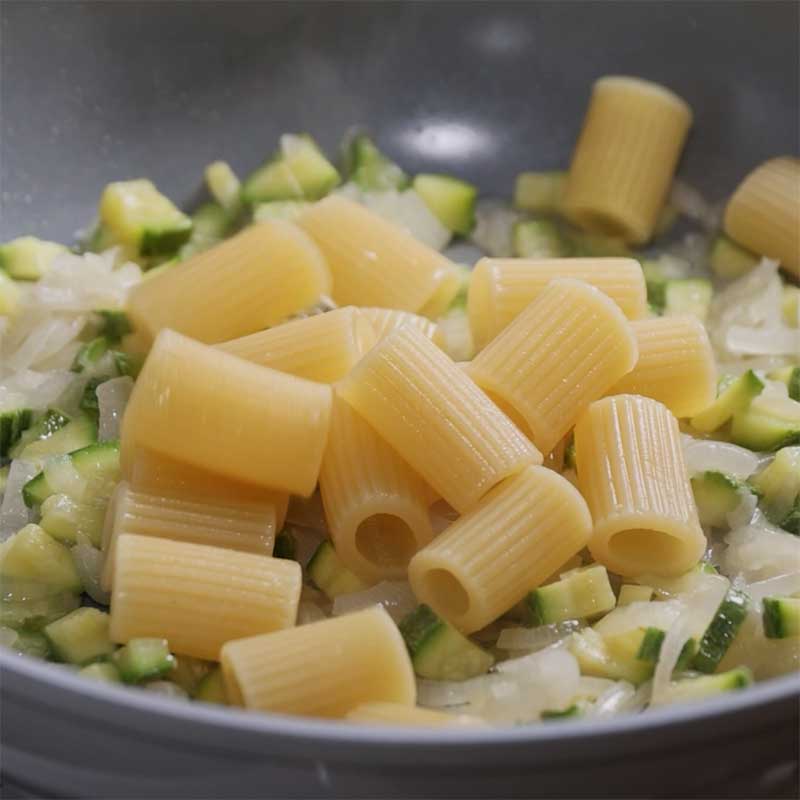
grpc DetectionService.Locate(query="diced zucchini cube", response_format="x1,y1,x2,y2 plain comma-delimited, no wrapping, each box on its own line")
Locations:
0,236,68,280
413,174,478,235
0,524,82,593
306,541,369,599
345,135,409,191
691,370,765,434
399,604,493,681
762,596,800,639
99,179,193,257
113,638,176,683
44,607,116,665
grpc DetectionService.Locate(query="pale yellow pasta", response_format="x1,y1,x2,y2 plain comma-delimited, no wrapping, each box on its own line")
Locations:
337,326,540,513
319,394,434,582
217,307,375,383
100,482,277,591
609,315,716,418
563,76,693,245
345,702,484,727
573,394,706,577
409,466,592,633
220,606,415,716
467,256,647,349
126,220,332,344
467,279,638,456
724,156,800,278
120,330,332,496
360,307,441,345
298,196,460,316
126,448,289,530
110,534,301,660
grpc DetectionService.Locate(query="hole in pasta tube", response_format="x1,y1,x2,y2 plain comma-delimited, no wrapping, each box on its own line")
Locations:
418,568,470,619
606,528,691,574
354,514,418,568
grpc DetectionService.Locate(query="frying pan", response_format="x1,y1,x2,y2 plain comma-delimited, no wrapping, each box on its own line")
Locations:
1,2,799,797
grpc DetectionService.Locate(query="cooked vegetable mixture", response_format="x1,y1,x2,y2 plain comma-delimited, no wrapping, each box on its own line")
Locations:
0,76,798,726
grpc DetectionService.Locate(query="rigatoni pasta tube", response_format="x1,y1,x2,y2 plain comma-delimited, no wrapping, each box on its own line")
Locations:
298,196,460,316
345,703,484,727
360,307,441,346
126,448,289,530
724,157,800,278
220,606,415,716
217,307,375,383
126,220,331,344
563,76,693,245
100,483,277,591
120,330,332,496
409,466,592,633
337,326,540,514
110,534,301,660
467,279,638,456
609,316,716,418
468,257,647,349
319,394,434,582
574,395,706,577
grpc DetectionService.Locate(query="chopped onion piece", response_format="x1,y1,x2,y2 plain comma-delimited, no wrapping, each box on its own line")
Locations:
587,680,637,718
681,435,760,479
29,370,75,410
336,183,452,251
332,581,417,622
726,325,800,357
747,572,800,608
751,392,800,422
723,522,800,582
725,490,758,529
362,189,452,251
0,460,38,540
593,600,683,636
669,180,717,230
708,260,783,361
71,542,110,605
575,676,617,699
144,681,189,700
96,376,134,441
470,201,520,257
418,647,580,724
496,621,582,652
416,679,469,709
6,315,87,372
650,609,691,706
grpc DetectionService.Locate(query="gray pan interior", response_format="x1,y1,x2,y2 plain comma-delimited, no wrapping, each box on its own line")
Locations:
1,2,799,798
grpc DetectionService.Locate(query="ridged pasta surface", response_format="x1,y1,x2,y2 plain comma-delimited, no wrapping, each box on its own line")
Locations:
127,220,331,344
110,534,301,660
337,326,540,513
574,394,706,577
